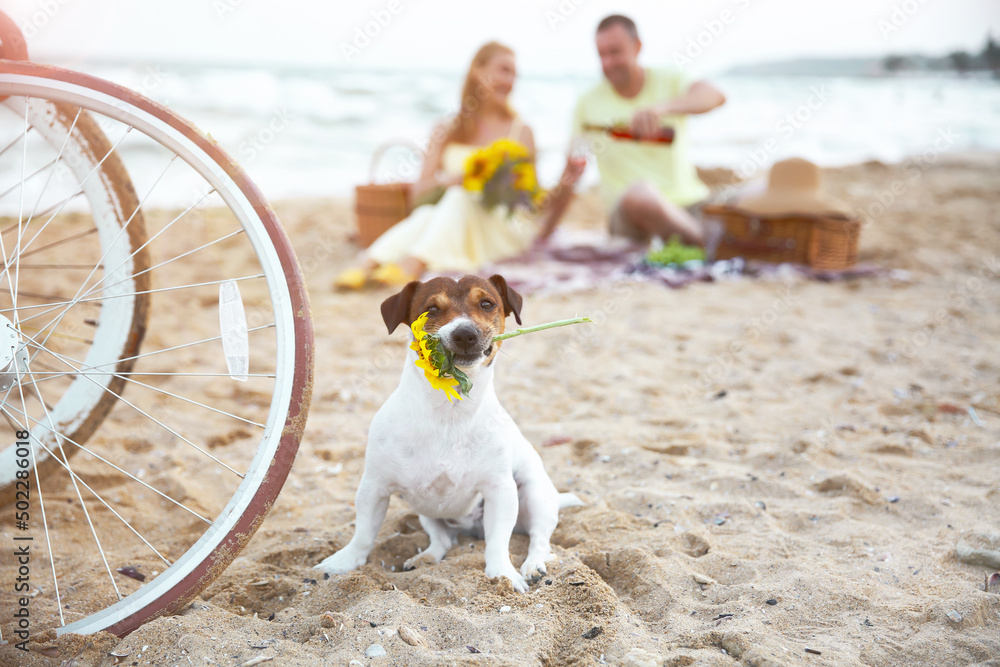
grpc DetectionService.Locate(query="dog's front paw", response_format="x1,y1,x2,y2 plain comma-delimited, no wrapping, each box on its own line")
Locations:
519,557,548,586
314,548,367,575
485,563,528,593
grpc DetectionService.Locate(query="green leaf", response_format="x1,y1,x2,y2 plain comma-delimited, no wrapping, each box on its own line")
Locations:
425,332,474,397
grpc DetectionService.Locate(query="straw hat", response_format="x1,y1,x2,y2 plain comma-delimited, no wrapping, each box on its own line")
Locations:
737,157,849,216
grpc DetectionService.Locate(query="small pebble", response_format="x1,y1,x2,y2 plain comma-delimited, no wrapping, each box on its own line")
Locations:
499,605,512,613
365,644,386,658
946,610,962,624
956,530,1000,569
766,599,778,605
582,626,603,639
398,626,425,647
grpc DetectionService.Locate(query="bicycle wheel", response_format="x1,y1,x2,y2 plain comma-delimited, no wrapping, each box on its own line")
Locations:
0,61,313,638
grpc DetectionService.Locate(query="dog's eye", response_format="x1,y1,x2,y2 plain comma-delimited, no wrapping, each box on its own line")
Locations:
480,299,495,311
425,305,439,314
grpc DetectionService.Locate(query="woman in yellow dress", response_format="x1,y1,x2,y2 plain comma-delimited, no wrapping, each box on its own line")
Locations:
336,42,584,288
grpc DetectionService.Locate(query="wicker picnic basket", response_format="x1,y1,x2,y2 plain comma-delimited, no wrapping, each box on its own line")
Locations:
702,204,861,270
354,140,421,247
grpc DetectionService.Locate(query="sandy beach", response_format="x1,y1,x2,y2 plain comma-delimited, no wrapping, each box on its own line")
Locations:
2,153,999,666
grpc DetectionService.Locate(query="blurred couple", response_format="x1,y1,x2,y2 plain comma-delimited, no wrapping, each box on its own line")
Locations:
336,14,725,289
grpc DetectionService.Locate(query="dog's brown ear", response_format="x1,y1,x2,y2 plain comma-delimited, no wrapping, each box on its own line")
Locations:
488,274,522,325
380,280,421,334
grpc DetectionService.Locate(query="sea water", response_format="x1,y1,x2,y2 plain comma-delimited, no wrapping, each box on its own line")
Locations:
8,62,1000,207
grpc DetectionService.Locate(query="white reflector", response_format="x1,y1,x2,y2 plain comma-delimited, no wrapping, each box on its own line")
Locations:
219,280,249,381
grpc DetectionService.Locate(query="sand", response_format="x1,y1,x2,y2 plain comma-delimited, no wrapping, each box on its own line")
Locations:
2,154,999,666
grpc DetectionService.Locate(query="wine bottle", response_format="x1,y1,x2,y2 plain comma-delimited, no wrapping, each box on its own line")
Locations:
583,124,675,144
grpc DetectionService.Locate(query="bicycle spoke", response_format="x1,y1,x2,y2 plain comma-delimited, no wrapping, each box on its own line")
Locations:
22,327,92,345
0,125,132,286
26,190,84,220
54,153,179,302
92,374,264,428
16,228,98,260
19,369,174,566
0,400,212,525
7,290,68,303
97,227,245,299
19,273,266,331
19,106,83,237
68,181,212,305
12,264,102,269
0,98,29,314
29,371,276,380
31,435,172,566
23,323,274,373
5,376,65,625
22,175,208,358
19,342,270,429
14,373,123,602
0,123,31,161
0,156,57,201
25,337,246,478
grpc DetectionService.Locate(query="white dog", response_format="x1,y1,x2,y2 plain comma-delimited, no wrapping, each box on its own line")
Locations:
315,274,581,592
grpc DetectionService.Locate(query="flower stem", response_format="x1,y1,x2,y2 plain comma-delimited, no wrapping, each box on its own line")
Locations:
492,317,592,342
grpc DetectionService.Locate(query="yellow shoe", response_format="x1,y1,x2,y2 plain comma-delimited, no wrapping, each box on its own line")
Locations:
333,267,368,290
371,263,417,287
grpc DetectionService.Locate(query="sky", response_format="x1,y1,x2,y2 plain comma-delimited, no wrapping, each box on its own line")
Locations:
5,0,999,76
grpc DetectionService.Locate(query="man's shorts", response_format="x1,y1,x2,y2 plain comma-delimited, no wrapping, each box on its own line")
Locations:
609,196,706,244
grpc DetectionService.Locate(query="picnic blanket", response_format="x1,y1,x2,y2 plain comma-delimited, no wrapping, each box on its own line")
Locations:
476,230,886,295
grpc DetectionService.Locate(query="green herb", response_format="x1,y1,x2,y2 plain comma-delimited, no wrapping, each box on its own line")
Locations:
644,236,705,267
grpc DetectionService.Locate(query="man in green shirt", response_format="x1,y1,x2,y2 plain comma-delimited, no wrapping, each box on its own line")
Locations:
541,14,725,247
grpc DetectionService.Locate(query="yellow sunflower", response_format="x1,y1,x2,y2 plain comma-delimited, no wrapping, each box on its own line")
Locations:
511,162,538,192
462,154,492,191
409,312,463,402
491,138,529,160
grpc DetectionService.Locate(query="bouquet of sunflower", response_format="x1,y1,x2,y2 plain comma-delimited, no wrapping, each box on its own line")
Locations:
463,138,545,215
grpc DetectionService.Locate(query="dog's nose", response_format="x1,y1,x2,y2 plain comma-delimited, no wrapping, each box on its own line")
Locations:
451,325,480,352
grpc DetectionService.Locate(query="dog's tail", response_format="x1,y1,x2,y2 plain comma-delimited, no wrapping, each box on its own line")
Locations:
558,492,585,509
